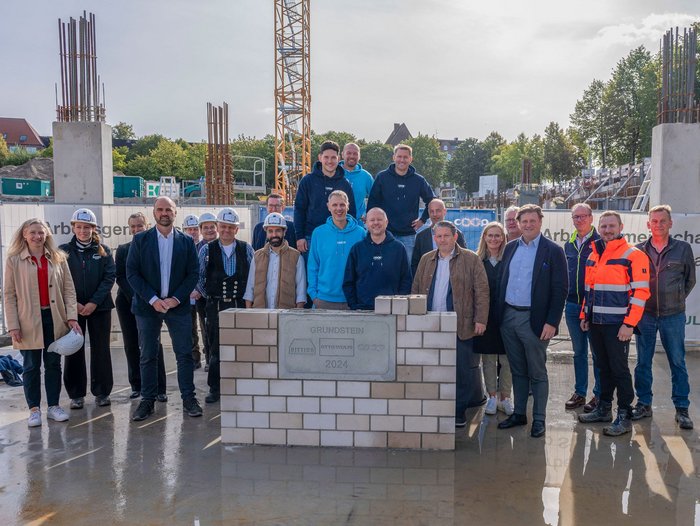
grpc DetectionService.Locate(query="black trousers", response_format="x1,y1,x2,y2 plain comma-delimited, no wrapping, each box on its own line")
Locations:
64,309,113,399
206,298,240,394
196,297,209,364
589,323,633,412
115,295,166,394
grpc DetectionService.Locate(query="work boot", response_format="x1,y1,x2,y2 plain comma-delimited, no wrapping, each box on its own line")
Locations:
675,408,694,430
631,402,652,421
132,400,155,422
583,396,599,413
578,400,612,423
565,393,586,410
603,408,633,436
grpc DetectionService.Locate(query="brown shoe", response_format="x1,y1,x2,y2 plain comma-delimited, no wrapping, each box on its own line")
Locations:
565,393,586,410
583,396,599,413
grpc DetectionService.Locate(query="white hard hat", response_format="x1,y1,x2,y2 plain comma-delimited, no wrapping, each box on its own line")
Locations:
199,212,217,225
182,214,199,228
217,208,240,225
71,208,97,226
263,212,287,229
47,330,84,356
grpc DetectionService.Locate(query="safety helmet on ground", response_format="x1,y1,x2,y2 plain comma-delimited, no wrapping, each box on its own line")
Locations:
182,214,199,228
217,208,240,225
47,330,84,356
198,212,217,225
263,212,287,230
70,208,97,226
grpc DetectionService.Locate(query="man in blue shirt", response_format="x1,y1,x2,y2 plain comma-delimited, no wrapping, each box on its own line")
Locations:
340,143,374,225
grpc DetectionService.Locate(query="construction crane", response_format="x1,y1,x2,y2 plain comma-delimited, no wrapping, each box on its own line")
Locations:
274,0,311,202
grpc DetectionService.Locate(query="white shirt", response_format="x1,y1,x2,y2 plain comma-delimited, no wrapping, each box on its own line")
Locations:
431,250,453,312
243,248,307,308
149,228,174,305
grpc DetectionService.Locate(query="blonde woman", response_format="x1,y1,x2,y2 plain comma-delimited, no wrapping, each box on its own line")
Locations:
3,218,81,427
474,221,514,416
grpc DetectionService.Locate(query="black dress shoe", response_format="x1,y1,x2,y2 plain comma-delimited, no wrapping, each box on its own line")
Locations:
183,397,203,417
156,394,168,403
531,420,546,438
497,413,527,429
129,390,141,399
132,400,154,422
205,392,220,404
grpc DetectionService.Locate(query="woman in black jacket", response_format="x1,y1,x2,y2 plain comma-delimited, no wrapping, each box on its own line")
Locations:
60,208,116,409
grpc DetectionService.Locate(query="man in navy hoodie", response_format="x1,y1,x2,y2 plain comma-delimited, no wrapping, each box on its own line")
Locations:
343,208,412,310
366,144,435,260
293,141,357,255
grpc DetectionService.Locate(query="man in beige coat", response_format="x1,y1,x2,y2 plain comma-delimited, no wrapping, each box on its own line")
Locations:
412,220,489,427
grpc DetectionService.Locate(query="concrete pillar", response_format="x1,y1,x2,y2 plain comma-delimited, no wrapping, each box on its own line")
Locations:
650,123,700,213
52,122,113,205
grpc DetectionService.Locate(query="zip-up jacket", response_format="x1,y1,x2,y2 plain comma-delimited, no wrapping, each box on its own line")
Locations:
581,236,650,326
340,160,374,221
60,237,116,311
565,227,600,304
636,237,696,317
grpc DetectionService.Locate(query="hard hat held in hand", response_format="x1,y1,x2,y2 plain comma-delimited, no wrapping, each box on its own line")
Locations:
47,329,84,356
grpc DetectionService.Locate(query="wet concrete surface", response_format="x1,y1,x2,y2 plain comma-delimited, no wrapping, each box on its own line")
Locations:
2,335,700,525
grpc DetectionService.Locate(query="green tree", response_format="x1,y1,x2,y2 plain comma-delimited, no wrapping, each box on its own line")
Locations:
445,138,487,196
311,130,358,158
543,122,578,182
0,134,11,164
570,79,613,167
112,121,135,140
113,146,128,173
230,135,276,186
481,131,506,173
405,134,446,188
126,134,165,161
1,146,35,167
491,133,543,186
357,141,393,176
38,138,53,158
184,142,207,181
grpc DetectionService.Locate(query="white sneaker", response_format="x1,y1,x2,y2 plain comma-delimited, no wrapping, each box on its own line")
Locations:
485,396,498,415
47,405,69,422
499,398,515,416
28,408,42,427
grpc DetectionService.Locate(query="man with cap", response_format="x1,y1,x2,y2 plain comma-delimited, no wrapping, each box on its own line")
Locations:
182,214,203,369
197,208,254,403
191,211,218,370
244,212,307,309
252,193,297,250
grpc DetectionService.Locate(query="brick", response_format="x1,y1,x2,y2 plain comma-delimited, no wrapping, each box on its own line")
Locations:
423,366,456,383
220,329,252,346
220,412,236,428
388,399,422,416
405,416,438,433
221,395,252,411
440,349,456,366
337,414,369,431
220,345,236,361
236,346,270,362
287,397,319,413
440,312,458,332
337,381,370,398
303,413,336,430
423,400,454,416
220,362,250,378
220,379,236,395
405,383,439,399
303,380,336,396
423,332,457,349
371,383,405,399
439,417,455,433
288,430,319,446
237,412,270,428
391,296,409,315
405,348,440,366
268,311,278,329
440,383,456,400
422,433,455,450
254,396,287,412
222,427,253,444
396,315,406,331
397,331,422,348
253,329,277,346
321,397,354,414
218,309,237,328
270,380,302,396
270,412,303,429
253,363,278,379
388,432,421,449
408,295,428,315
354,431,387,448
355,399,387,415
374,296,392,314
370,415,404,431
405,313,440,331
235,310,269,328
254,428,286,445
321,430,353,447
236,379,269,395
397,366,422,382
397,348,406,365
269,347,278,363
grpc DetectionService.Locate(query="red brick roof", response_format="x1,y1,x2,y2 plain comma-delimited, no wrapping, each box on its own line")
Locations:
0,117,45,148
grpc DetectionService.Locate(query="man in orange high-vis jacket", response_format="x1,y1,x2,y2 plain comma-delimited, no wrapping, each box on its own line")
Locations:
578,211,650,437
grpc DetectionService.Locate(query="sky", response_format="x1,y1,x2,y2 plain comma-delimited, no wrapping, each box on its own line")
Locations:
2,1,699,144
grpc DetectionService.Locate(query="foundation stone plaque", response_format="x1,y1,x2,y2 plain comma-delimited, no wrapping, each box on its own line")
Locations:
278,311,396,380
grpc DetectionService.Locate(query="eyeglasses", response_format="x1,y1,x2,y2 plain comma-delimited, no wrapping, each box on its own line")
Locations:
572,214,591,221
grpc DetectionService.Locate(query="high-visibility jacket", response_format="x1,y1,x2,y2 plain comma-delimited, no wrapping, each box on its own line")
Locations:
581,236,650,326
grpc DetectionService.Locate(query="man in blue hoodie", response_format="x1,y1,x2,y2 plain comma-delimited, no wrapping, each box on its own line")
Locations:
343,208,412,310
340,143,374,225
307,190,365,310
366,144,435,260
293,141,357,255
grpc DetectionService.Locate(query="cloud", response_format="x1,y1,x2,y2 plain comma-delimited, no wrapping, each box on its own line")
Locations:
594,13,698,48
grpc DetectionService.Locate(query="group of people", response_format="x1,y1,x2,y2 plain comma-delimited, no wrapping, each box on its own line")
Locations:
2,139,695,439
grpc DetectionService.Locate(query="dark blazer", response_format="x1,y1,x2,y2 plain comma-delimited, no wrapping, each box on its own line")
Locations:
411,227,466,276
115,242,134,304
497,235,567,337
126,227,199,317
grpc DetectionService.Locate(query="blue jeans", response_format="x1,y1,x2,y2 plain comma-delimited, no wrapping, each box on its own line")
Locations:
394,234,416,262
565,301,600,398
634,312,690,409
136,311,195,402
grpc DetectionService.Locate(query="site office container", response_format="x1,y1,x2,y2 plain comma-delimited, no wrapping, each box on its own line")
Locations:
113,175,145,197
1,177,52,196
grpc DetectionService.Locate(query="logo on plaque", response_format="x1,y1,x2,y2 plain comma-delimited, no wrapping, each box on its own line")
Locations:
289,339,316,355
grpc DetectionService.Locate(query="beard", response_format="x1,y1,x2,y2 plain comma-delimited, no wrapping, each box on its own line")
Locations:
156,215,173,227
268,236,283,247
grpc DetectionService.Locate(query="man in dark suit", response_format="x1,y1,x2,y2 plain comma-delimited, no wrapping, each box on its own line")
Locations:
496,204,567,438
126,197,202,422
411,199,466,275
252,193,297,250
